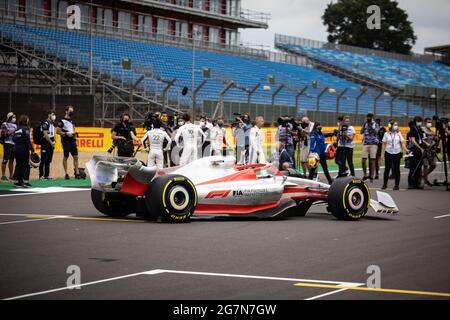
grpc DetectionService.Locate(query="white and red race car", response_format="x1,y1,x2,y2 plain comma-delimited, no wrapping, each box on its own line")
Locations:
86,156,398,222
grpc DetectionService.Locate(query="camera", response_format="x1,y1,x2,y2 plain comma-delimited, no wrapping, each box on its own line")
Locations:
433,115,449,132
277,116,297,130
107,143,116,154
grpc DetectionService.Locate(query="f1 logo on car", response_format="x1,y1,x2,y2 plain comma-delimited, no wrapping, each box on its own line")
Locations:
205,190,231,199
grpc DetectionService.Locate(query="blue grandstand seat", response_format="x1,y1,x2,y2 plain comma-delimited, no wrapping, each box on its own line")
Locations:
0,23,427,117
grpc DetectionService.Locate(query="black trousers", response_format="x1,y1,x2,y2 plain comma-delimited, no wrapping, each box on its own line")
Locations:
336,147,355,176
309,153,333,184
39,142,54,178
408,149,423,187
375,144,383,175
14,150,30,184
383,152,401,187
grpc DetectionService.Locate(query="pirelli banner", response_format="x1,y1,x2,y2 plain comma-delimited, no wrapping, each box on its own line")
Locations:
0,126,411,156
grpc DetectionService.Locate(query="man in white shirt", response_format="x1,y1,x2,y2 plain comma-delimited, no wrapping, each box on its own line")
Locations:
142,118,172,170
210,116,231,156
174,114,206,166
249,116,266,164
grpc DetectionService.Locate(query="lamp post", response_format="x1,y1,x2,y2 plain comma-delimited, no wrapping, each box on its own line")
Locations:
192,29,202,121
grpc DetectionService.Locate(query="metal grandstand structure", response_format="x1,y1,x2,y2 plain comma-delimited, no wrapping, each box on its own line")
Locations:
0,5,448,127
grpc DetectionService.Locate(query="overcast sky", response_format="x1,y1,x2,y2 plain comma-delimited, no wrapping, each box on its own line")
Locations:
240,0,450,53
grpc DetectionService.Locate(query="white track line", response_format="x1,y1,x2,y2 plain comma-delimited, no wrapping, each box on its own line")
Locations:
145,269,363,287
3,269,362,300
304,288,350,300
0,217,60,225
0,188,89,198
3,271,150,300
434,214,450,219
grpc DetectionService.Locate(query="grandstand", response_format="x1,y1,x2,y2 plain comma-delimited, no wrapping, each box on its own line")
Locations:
0,0,448,126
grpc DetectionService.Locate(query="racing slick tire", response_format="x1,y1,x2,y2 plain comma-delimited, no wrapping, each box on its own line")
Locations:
327,177,370,221
91,189,134,218
145,174,197,223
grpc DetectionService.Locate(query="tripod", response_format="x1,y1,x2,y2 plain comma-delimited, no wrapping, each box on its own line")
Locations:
435,123,449,191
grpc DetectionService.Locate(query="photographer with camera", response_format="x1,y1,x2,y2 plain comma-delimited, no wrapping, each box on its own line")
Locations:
276,116,296,167
111,113,140,158
408,116,426,189
336,116,356,177
360,113,380,182
232,113,252,165
297,117,311,175
422,117,439,187
56,105,81,180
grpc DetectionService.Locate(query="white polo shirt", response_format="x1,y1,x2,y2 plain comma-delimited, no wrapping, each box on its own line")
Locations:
383,132,403,155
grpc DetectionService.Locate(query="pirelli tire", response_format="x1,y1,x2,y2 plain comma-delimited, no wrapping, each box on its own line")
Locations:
145,174,197,223
91,189,133,218
327,177,370,221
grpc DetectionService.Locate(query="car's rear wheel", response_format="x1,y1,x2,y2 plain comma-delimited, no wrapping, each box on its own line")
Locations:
145,174,197,223
91,189,133,218
327,177,370,221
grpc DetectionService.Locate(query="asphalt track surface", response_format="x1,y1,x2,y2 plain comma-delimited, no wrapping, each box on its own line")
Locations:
1,163,450,300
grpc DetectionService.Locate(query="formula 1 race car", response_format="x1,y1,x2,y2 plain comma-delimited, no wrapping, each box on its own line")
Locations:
86,156,399,223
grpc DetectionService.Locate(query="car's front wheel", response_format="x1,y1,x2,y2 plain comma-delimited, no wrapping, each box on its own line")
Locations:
327,177,370,221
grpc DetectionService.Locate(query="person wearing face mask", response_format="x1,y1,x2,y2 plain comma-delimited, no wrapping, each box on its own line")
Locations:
199,115,213,158
1,112,17,181
360,113,380,182
210,116,231,157
381,121,408,190
336,116,356,177
13,115,35,187
308,123,333,184
407,116,426,189
297,116,311,175
422,118,439,187
375,119,387,180
57,105,80,180
111,113,140,158
174,113,206,166
141,118,172,170
39,110,56,180
232,113,252,164
160,112,173,168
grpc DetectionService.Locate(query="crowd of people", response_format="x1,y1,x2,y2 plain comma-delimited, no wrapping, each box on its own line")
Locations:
1,106,450,190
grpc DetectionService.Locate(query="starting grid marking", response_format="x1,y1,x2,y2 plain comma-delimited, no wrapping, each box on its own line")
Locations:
3,269,450,301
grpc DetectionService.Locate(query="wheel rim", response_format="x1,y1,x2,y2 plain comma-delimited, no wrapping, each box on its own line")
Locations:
347,187,364,211
169,186,190,211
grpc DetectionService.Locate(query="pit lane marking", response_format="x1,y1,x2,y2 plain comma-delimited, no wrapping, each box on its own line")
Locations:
294,282,450,298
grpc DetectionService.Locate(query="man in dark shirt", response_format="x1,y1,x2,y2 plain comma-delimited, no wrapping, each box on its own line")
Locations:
375,119,388,179
111,113,140,157
39,110,56,180
408,116,425,189
56,105,80,180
